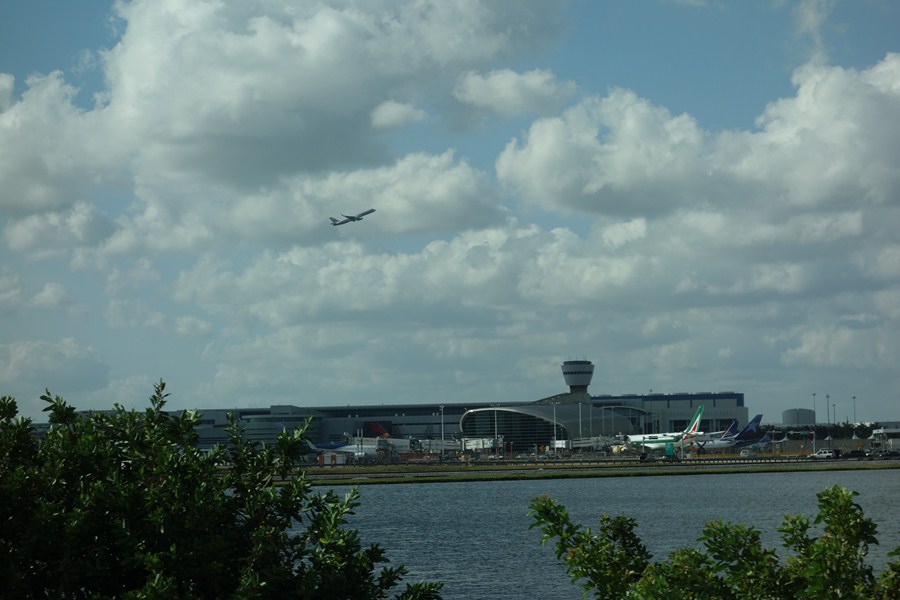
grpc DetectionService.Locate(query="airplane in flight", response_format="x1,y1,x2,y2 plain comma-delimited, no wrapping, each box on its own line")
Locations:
692,414,763,451
625,405,705,451
330,208,376,226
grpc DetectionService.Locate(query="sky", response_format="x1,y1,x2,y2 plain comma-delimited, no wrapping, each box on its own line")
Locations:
1,0,899,425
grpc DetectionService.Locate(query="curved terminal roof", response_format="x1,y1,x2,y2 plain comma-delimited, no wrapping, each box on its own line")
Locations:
459,392,644,448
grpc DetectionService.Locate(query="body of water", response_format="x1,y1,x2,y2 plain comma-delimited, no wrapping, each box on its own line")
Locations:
318,470,900,599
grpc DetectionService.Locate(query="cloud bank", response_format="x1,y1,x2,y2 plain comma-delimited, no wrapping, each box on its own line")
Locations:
1,1,898,424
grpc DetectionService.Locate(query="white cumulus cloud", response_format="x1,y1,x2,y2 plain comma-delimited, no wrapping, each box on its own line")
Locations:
454,68,576,116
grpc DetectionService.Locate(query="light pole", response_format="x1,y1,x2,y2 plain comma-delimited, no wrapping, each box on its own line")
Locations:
826,394,831,449
494,408,498,458
812,392,817,452
852,395,856,424
552,401,558,455
439,405,444,456
578,401,583,439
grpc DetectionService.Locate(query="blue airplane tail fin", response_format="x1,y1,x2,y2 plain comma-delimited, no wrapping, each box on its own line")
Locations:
735,414,763,440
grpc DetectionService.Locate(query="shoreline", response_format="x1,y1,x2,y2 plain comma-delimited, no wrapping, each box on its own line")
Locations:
304,458,900,487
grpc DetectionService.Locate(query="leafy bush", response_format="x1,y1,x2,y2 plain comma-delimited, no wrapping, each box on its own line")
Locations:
0,381,442,599
531,485,900,599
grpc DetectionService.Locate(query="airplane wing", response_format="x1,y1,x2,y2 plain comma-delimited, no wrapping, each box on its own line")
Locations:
334,208,375,223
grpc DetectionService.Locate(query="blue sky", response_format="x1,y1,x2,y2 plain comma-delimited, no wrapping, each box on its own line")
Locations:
1,0,899,425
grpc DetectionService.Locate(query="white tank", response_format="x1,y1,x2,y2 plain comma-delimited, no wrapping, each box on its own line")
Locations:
782,408,815,426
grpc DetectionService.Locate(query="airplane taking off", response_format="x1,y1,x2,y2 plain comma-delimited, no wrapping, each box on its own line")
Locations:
330,208,375,226
625,405,705,451
694,414,763,451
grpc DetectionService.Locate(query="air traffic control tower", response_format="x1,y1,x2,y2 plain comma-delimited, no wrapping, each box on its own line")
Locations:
561,359,594,394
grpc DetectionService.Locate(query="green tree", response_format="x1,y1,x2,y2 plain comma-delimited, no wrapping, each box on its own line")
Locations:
0,381,442,599
531,485,900,599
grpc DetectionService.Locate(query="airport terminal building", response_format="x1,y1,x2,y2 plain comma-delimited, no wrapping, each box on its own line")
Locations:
188,359,747,456
457,360,746,453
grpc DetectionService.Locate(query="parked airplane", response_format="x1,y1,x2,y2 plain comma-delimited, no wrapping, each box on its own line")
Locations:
693,414,763,451
736,429,787,451
690,420,737,443
305,439,381,458
330,208,375,226
722,420,740,437
625,405,705,451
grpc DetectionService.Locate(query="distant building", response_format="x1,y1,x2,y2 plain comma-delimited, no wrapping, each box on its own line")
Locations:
782,408,816,427
184,359,749,454
190,402,479,451
458,359,747,452
37,358,748,455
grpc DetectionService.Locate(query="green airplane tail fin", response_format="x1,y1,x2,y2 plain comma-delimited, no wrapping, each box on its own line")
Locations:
684,405,705,437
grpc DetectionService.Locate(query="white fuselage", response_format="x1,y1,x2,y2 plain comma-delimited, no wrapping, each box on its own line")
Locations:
693,437,737,450
626,433,695,451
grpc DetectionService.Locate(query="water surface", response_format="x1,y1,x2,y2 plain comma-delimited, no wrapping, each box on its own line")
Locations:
320,470,900,599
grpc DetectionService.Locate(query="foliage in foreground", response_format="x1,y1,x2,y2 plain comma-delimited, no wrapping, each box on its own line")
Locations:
531,484,900,599
0,381,442,599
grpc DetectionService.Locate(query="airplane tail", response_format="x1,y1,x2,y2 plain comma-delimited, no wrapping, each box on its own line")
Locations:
754,430,777,445
329,217,340,225
369,422,390,438
735,414,763,440
681,405,705,440
721,421,738,439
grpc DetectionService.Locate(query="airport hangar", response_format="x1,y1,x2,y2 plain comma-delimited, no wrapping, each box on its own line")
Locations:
192,360,747,453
